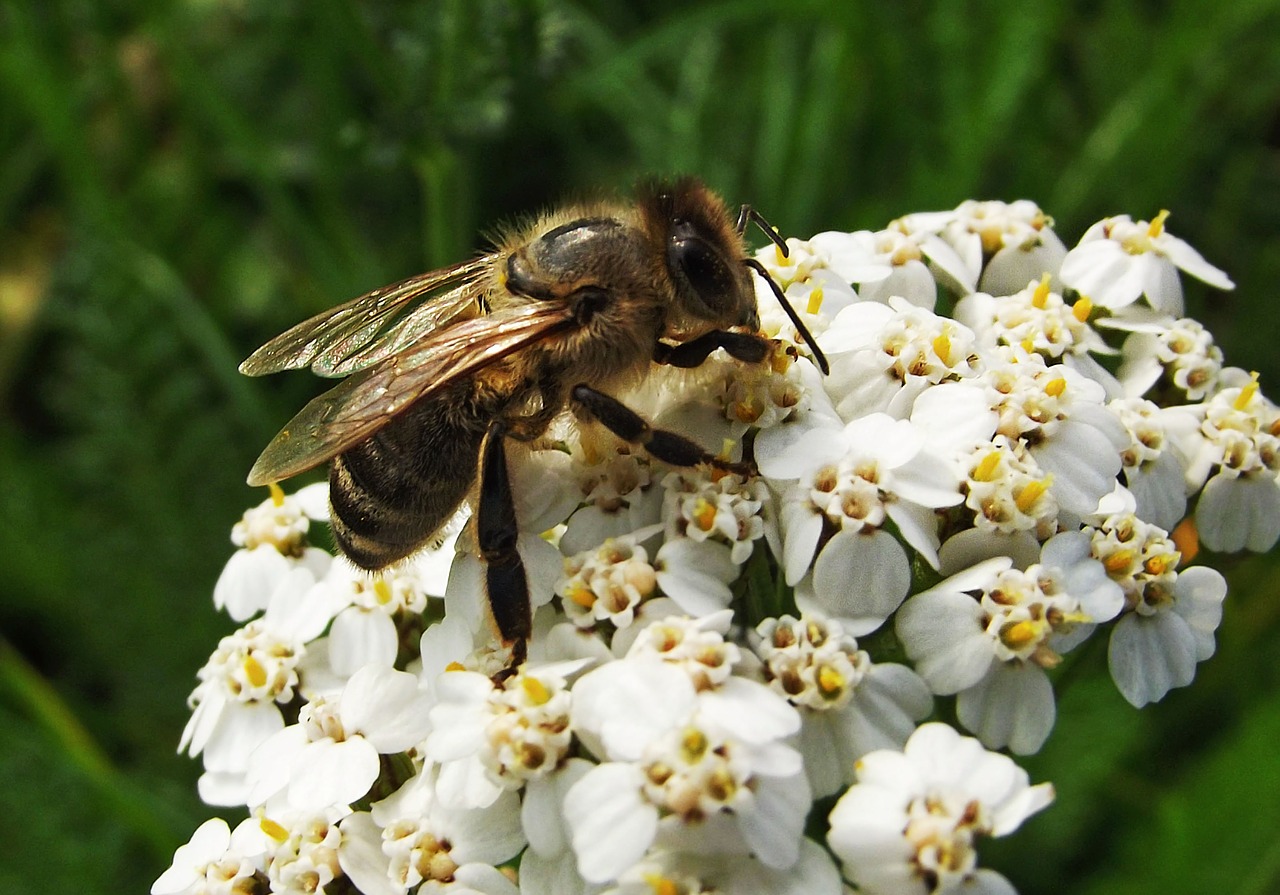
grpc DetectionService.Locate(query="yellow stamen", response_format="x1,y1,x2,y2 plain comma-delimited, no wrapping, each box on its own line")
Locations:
268,481,286,507
260,817,290,842
1001,620,1042,651
681,728,708,762
693,497,718,532
807,286,825,315
1020,337,1036,354
1072,295,1093,323
372,577,393,605
1032,273,1052,309
445,661,467,672
1143,552,1179,576
1044,377,1066,398
1147,209,1171,239
932,331,951,365
775,243,789,266
521,675,551,705
1015,478,1050,514
1233,371,1261,412
243,655,267,688
973,450,1002,482
1103,549,1135,576
816,664,846,697
644,874,680,895
565,583,596,609
1171,517,1200,563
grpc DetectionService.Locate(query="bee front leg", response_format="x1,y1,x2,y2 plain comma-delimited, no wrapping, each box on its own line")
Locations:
477,425,531,671
653,329,772,368
570,384,754,475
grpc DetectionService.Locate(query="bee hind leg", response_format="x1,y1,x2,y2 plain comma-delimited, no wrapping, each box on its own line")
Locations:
477,425,531,673
570,384,754,476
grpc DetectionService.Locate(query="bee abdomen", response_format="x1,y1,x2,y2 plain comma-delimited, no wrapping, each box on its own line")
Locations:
329,400,486,570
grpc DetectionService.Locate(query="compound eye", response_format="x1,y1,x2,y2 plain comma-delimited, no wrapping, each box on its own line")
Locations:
668,224,736,318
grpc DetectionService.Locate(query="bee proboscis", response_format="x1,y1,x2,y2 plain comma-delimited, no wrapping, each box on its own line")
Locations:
240,177,826,665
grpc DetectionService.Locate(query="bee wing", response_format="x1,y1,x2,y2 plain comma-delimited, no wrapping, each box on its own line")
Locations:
239,255,496,378
246,303,577,486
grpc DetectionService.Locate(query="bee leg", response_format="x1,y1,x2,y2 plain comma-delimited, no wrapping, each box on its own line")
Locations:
477,425,531,672
653,329,772,368
570,384,754,475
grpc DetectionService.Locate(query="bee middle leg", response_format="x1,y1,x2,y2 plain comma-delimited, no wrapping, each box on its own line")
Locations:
653,329,772,368
570,383,754,475
477,424,531,669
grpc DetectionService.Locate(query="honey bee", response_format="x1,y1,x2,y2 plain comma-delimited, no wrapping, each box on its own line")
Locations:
240,177,826,664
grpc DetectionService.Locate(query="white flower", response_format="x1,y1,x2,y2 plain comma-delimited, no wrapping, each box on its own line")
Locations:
566,650,807,883
247,805,349,895
600,839,843,895
1108,397,1188,530
954,275,1118,393
1059,211,1234,315
338,766,525,895
760,412,962,633
1113,315,1225,400
662,469,767,565
904,198,1068,297
818,297,982,421
152,818,265,895
181,578,337,806
1088,512,1229,707
214,482,333,622
1173,373,1280,552
319,551,448,676
981,349,1128,516
897,532,1124,753
753,613,932,798
827,722,1054,895
245,665,433,812
425,659,589,809
557,529,660,630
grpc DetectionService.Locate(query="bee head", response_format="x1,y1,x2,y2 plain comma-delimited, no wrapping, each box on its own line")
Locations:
641,178,758,330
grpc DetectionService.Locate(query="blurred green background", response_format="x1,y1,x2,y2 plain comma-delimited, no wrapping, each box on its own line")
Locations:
1,1,1278,892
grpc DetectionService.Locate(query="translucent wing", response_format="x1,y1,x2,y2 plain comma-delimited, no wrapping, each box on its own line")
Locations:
246,303,577,486
239,255,496,378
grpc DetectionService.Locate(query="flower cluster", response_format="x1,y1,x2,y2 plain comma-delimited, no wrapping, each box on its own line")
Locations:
157,200,1269,895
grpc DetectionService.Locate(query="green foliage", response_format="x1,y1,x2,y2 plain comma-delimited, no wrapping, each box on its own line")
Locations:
1,1,1277,893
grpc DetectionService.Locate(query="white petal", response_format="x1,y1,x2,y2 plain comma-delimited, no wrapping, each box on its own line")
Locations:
736,773,810,869
811,530,911,635
341,666,433,751
896,592,993,694
956,663,1055,755
328,607,399,675
522,759,594,857
1196,473,1280,553
337,813,402,895
288,738,380,811
564,763,658,884
698,677,800,743
214,546,291,621
780,501,824,586
571,659,695,761
655,539,737,617
1108,611,1197,707
1173,566,1227,660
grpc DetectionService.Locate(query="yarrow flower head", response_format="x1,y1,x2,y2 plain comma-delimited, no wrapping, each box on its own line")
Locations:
162,194,1261,895
828,723,1054,895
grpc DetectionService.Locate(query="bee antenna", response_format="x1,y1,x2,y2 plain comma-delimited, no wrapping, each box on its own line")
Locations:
736,205,790,258
743,258,830,376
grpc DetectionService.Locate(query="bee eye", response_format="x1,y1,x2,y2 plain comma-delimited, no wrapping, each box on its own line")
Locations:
668,229,736,318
